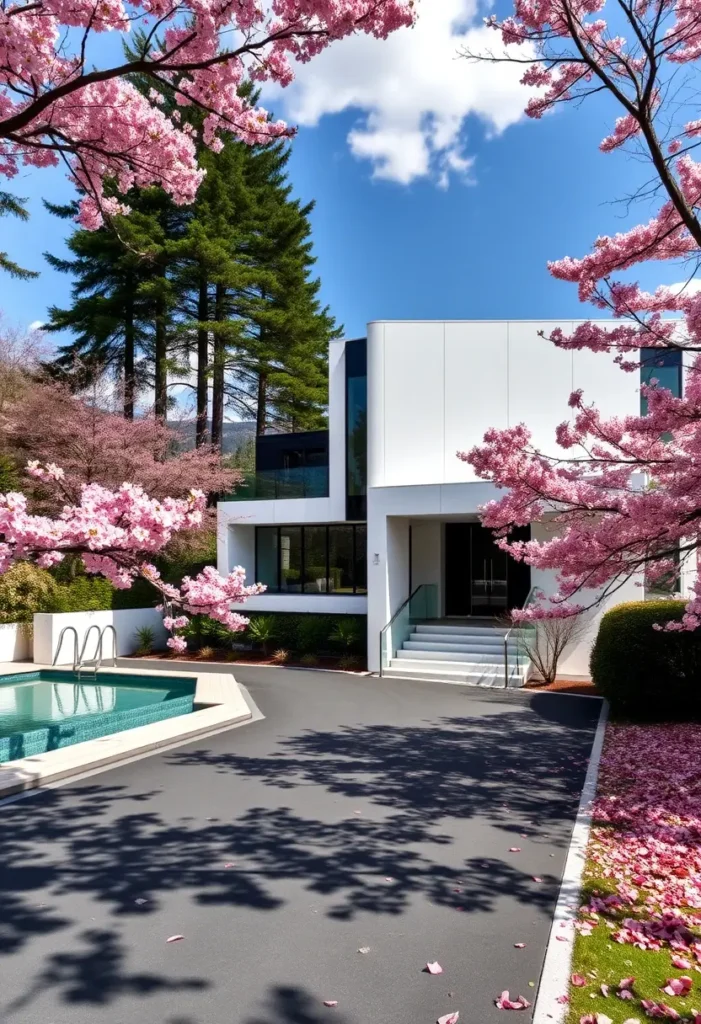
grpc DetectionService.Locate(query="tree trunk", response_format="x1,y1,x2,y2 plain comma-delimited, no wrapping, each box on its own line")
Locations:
154,294,167,422
256,371,267,436
124,285,135,420
196,274,209,447
211,282,226,451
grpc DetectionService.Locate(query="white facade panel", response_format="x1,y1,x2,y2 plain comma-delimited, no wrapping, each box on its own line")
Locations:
381,322,445,487
572,345,640,420
507,321,574,458
444,321,508,483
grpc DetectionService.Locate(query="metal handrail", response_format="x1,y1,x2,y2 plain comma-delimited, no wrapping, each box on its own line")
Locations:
379,583,435,677
98,625,117,669
52,626,80,671
503,586,542,688
77,624,102,680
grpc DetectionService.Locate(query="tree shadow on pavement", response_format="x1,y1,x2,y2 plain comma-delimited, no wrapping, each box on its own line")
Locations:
243,985,352,1024
0,692,597,1014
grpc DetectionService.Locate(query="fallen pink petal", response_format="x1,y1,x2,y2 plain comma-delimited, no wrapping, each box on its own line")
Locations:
619,978,635,991
495,990,531,1010
425,961,443,975
556,995,570,1004
323,1000,338,1008
166,935,184,943
663,976,692,997
514,943,526,948
532,877,543,883
600,983,610,997
571,974,588,987
509,847,521,853
672,957,692,970
436,1013,459,1024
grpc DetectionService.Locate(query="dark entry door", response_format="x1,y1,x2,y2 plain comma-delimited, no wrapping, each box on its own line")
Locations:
444,522,531,617
470,523,508,616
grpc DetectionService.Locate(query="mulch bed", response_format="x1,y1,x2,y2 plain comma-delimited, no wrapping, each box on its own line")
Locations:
126,651,368,673
524,678,600,696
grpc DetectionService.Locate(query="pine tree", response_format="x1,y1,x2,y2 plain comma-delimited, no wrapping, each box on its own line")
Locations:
43,86,340,439
0,192,39,280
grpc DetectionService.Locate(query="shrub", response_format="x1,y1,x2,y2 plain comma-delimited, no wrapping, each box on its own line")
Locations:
329,619,360,653
300,652,319,667
199,645,215,660
0,563,58,622
590,600,701,718
134,625,155,656
272,648,290,664
49,575,114,613
339,654,360,670
247,615,277,655
296,614,330,653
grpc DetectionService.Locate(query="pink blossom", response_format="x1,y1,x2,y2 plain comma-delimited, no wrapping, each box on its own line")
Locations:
0,1,413,219
0,464,262,652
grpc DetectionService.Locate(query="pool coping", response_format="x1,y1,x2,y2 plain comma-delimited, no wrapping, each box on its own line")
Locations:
0,662,252,798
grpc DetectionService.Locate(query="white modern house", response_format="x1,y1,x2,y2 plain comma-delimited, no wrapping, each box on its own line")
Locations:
217,320,683,685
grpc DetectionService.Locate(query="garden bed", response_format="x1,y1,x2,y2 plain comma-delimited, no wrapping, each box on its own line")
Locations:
125,650,369,673
565,723,701,1023
525,678,600,696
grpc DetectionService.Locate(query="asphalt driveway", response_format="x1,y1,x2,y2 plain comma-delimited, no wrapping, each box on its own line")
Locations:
0,669,600,1024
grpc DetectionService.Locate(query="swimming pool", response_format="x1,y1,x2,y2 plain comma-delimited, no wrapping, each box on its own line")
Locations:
0,669,197,763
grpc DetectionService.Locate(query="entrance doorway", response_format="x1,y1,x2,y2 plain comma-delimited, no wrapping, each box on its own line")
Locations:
444,522,531,617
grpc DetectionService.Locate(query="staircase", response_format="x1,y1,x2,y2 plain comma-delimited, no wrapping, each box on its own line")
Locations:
382,621,529,688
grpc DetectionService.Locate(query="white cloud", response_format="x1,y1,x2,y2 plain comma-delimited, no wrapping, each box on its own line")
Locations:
263,0,535,186
666,279,701,296
28,320,44,331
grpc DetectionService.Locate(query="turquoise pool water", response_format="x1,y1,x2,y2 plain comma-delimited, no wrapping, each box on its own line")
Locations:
0,670,197,763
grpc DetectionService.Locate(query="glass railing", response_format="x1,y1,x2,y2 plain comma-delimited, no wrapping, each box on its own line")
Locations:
222,466,329,501
503,586,542,687
379,583,438,674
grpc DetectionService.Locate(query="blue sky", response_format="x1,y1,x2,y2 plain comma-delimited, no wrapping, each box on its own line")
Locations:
0,0,683,344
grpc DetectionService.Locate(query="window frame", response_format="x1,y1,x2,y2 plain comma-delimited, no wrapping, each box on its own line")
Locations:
254,523,367,596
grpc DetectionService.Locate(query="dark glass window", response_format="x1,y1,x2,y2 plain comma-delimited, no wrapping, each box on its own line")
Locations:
346,339,367,521
304,525,328,593
354,524,367,594
328,525,354,594
256,527,279,591
279,526,302,592
255,524,367,595
640,348,682,415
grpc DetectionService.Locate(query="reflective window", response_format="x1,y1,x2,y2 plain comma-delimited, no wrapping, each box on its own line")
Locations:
354,524,367,594
346,339,367,521
328,525,354,594
304,526,328,593
256,527,278,591
279,526,302,592
255,524,367,595
640,348,682,415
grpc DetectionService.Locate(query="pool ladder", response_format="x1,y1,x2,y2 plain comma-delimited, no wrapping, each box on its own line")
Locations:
52,624,118,679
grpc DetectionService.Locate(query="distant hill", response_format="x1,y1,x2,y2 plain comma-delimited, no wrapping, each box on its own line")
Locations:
168,420,256,453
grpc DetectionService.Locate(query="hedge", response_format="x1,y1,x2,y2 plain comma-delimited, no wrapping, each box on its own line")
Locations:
182,611,367,656
590,600,701,718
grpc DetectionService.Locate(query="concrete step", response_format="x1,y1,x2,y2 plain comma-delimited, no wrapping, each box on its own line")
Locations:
385,660,525,688
413,623,510,637
408,635,516,654
397,647,520,665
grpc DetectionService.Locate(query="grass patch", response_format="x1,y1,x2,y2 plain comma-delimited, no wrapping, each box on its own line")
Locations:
567,842,701,1022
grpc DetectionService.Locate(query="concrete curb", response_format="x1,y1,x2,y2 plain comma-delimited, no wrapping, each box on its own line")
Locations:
532,699,609,1024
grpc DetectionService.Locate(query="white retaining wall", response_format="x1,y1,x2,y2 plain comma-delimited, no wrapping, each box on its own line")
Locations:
0,622,32,662
33,608,168,666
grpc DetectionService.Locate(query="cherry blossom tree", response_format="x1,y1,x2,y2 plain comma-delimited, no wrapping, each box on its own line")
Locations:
0,0,414,228
0,461,263,651
460,0,701,629
2,378,238,510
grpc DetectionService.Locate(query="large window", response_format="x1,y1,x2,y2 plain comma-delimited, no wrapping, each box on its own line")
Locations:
255,524,367,595
346,338,367,521
640,348,683,415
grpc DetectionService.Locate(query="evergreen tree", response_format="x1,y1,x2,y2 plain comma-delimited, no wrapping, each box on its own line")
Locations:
43,93,340,440
0,192,38,280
